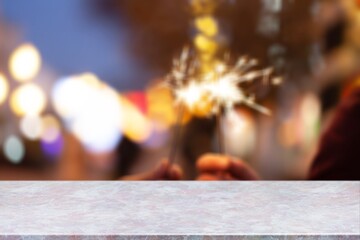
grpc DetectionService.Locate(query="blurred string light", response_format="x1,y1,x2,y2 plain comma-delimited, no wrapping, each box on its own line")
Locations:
3,135,25,164
0,73,9,105
9,43,41,82
52,73,123,153
10,83,46,116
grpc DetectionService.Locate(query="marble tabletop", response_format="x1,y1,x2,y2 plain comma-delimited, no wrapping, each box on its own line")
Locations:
0,181,359,237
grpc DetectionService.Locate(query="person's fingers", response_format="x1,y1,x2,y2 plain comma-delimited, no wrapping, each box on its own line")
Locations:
196,153,230,172
196,173,222,181
228,158,260,180
196,153,260,180
151,159,169,180
166,163,183,180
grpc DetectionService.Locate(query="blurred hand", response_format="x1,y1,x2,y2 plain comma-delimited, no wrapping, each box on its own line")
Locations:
196,153,260,180
120,160,183,180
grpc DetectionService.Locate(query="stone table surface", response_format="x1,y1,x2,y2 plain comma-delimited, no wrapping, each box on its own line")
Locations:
0,181,359,237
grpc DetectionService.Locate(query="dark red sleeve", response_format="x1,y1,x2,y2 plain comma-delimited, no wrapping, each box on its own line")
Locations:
309,88,360,180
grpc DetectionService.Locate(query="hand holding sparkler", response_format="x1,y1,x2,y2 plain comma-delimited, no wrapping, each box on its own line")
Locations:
196,153,260,180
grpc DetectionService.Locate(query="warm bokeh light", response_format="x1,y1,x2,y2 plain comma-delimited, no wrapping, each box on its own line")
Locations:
40,114,61,143
9,43,41,82
300,92,321,147
195,15,218,37
3,135,25,164
52,73,123,153
10,83,46,116
0,73,9,105
20,115,43,140
224,109,256,158
194,34,218,54
119,95,152,143
147,86,175,128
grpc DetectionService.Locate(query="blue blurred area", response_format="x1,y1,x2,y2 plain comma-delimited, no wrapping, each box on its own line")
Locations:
0,0,150,90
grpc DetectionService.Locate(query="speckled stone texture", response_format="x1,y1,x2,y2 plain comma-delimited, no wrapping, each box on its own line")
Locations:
0,182,359,237
0,236,359,240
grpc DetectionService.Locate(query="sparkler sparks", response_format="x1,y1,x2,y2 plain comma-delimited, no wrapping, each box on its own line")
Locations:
165,47,281,117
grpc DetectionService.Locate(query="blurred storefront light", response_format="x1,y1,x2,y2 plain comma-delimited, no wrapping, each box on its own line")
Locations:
9,43,41,82
0,73,9,105
10,83,46,116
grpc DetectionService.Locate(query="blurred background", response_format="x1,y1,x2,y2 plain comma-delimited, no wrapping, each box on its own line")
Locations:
0,0,359,180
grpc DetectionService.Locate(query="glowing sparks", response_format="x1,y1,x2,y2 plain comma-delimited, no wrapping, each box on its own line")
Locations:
165,48,280,116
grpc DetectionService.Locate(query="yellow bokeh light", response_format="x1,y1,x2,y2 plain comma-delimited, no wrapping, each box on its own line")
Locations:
189,0,218,15
147,86,176,128
81,72,102,88
194,34,218,54
9,43,41,82
195,16,218,37
0,73,9,105
10,83,46,116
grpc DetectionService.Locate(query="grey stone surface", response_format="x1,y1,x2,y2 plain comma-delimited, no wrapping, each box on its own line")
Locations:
0,182,359,236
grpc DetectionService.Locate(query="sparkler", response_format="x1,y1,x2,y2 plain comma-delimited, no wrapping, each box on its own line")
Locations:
165,47,282,163
165,47,281,116
164,0,282,167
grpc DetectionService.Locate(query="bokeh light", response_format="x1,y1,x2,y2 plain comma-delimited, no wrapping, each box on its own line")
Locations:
0,73,9,105
119,95,152,143
300,92,321,147
194,34,218,54
195,15,218,37
40,114,61,143
20,115,43,140
52,73,123,153
52,74,102,120
9,43,41,82
147,86,176,129
224,109,256,158
10,83,47,116
3,135,25,164
41,134,63,159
